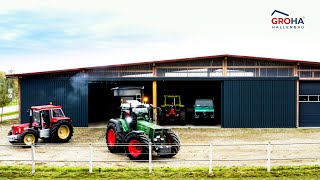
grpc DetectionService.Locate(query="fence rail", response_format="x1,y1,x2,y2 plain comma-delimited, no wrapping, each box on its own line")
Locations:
1,142,320,174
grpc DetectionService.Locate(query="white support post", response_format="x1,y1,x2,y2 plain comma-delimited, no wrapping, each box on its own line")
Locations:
89,144,93,173
149,142,152,173
267,142,271,172
31,144,36,174
209,144,213,174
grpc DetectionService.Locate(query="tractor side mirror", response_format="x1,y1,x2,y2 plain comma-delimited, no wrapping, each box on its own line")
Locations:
27,109,32,116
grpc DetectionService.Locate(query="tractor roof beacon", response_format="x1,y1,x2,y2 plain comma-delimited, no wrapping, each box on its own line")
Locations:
7,105,74,147
106,87,181,160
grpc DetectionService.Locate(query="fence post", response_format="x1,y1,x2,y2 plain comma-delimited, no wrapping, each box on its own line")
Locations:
31,144,36,174
149,141,152,173
89,144,93,173
267,142,271,172
209,143,213,174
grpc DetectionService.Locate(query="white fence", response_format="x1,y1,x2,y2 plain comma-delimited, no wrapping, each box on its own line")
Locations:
1,142,320,174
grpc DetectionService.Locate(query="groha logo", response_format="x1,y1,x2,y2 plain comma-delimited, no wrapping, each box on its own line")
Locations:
271,10,305,30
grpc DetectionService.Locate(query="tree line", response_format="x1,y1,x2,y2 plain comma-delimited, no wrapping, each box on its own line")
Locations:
0,70,18,121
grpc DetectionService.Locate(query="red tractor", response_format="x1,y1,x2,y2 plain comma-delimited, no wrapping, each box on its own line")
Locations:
7,105,74,146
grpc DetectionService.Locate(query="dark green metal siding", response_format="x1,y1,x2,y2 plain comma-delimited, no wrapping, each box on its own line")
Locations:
20,77,88,127
299,81,320,127
223,79,296,128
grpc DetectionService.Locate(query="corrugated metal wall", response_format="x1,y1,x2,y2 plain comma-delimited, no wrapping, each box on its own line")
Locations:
299,81,320,127
223,79,296,128
20,77,88,127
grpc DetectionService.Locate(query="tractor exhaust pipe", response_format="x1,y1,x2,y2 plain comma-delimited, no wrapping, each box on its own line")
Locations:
28,109,33,128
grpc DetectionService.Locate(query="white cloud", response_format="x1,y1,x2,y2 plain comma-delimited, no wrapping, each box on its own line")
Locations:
0,30,24,40
0,0,320,74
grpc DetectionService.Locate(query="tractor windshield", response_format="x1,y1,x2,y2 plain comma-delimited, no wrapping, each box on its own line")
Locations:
195,99,213,107
52,109,65,117
166,96,180,105
32,111,41,122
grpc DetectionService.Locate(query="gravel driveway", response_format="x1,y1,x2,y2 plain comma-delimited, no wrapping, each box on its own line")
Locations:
1,121,320,168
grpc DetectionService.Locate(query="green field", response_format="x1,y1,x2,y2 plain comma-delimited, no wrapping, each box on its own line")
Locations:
0,165,320,179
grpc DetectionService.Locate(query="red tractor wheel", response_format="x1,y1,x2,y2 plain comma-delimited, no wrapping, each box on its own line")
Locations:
128,139,143,158
124,132,149,160
107,129,116,146
106,122,123,153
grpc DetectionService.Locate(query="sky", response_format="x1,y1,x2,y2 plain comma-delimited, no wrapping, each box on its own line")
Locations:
0,0,319,74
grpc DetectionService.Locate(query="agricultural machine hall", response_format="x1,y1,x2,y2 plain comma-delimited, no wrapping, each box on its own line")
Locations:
6,54,320,128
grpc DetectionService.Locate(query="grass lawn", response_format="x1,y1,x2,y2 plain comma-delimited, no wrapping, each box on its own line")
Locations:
0,165,320,179
0,111,18,117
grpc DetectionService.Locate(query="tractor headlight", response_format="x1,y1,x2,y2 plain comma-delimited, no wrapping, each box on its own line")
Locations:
126,117,133,123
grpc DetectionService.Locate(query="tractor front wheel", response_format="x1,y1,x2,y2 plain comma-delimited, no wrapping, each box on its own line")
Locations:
160,130,180,158
50,120,74,143
106,122,123,153
18,130,39,147
124,132,149,160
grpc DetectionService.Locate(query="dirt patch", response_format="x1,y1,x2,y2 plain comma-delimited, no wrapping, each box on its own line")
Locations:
1,120,320,168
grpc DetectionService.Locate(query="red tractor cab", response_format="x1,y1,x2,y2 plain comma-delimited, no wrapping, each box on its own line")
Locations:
7,105,74,146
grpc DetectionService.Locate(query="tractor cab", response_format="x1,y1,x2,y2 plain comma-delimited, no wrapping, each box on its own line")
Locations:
29,105,66,129
162,95,183,111
120,100,154,129
160,95,186,125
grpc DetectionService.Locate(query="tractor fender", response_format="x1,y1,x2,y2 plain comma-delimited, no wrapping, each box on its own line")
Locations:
108,119,130,133
123,131,146,142
51,117,72,123
108,119,121,131
24,128,40,137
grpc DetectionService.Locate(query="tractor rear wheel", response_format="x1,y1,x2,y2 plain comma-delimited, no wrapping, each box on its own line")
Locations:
179,110,186,125
157,109,165,125
106,122,124,153
160,130,180,158
18,129,39,147
124,132,149,160
50,120,74,143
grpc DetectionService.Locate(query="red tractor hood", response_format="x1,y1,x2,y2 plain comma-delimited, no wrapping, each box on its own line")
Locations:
11,122,40,135
12,122,39,129
51,117,72,123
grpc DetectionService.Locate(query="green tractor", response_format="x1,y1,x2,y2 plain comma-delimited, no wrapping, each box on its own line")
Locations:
160,95,186,125
106,87,180,160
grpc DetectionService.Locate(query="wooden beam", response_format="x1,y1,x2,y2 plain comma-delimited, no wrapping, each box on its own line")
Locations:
223,57,227,76
294,64,298,76
298,69,320,72
156,66,223,69
148,65,294,70
152,63,157,76
298,77,320,80
90,70,153,73
228,66,294,69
